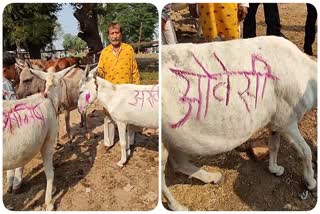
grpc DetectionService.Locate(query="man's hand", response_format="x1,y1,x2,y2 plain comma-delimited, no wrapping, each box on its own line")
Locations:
238,5,248,22
97,68,105,78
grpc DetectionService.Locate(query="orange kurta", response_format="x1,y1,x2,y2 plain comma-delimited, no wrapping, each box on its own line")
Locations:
97,43,140,84
199,3,239,40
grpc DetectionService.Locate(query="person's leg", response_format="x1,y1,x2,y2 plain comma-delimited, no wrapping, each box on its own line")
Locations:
304,3,317,55
263,3,281,36
215,3,239,40
243,3,260,38
199,3,218,41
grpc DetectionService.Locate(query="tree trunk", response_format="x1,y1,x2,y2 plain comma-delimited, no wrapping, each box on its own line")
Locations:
138,22,143,53
74,3,103,55
28,43,41,59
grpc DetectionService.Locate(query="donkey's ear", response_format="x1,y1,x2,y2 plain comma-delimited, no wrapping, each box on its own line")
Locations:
30,69,48,80
55,64,76,79
88,66,98,78
15,62,24,70
85,64,90,77
26,60,32,68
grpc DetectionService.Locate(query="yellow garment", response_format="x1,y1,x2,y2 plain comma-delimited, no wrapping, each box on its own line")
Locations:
199,3,239,40
97,43,140,84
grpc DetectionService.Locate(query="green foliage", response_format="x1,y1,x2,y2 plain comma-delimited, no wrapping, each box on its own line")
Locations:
3,3,62,51
97,3,158,44
62,33,87,51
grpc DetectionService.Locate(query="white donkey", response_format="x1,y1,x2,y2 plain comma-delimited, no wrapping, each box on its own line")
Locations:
78,66,158,167
3,65,74,210
162,36,317,210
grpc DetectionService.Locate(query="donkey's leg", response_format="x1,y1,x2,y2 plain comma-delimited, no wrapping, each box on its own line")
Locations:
162,143,188,211
281,123,316,190
171,150,223,184
268,131,285,176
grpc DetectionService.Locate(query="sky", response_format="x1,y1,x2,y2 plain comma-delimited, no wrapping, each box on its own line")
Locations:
53,4,78,50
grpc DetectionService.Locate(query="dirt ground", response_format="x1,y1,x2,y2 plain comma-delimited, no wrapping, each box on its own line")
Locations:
3,102,158,211
163,3,317,211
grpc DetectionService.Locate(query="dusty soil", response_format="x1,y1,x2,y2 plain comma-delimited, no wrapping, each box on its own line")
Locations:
163,3,317,211
3,102,158,211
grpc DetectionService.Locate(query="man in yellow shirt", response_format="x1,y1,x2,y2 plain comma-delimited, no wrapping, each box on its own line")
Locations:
97,22,140,151
98,22,140,84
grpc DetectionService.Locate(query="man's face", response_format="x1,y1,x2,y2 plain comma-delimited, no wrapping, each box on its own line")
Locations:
108,26,122,47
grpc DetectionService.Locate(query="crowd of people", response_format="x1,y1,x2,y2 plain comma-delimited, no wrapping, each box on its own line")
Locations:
162,3,317,56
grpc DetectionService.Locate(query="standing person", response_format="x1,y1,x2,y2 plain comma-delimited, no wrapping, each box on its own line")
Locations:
243,3,282,38
97,22,140,151
3,52,24,193
304,3,317,56
162,4,178,44
195,3,248,41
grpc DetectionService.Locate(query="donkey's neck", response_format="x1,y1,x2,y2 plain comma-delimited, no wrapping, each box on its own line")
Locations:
96,77,116,112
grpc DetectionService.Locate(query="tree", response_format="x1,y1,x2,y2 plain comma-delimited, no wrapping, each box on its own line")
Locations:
71,3,158,53
98,4,158,44
73,3,103,54
3,3,62,58
62,33,87,52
